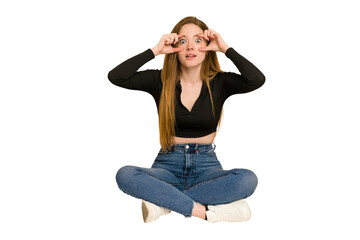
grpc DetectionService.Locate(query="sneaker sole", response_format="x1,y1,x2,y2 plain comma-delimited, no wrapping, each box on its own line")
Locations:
142,201,150,223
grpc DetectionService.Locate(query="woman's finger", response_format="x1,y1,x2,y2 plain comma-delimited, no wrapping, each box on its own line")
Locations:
204,30,209,41
211,29,218,35
175,34,184,44
197,33,208,45
163,34,170,42
165,37,172,45
198,46,209,52
174,35,178,45
199,33,210,45
197,33,204,39
171,33,177,44
209,29,216,39
171,47,184,53
173,33,179,45
207,29,212,38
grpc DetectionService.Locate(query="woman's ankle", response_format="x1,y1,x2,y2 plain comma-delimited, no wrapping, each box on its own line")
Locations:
191,202,206,220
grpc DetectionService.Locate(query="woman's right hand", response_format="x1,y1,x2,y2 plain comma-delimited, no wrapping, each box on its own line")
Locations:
151,33,184,56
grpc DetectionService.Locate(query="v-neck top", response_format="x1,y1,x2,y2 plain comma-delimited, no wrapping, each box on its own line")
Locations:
108,47,265,138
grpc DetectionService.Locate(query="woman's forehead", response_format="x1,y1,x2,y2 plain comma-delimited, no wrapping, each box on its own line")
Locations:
179,24,203,35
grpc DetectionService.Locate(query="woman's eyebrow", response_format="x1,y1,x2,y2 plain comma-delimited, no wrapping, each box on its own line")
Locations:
180,33,203,38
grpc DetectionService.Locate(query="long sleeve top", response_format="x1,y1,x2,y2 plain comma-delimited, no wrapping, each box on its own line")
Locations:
108,47,265,138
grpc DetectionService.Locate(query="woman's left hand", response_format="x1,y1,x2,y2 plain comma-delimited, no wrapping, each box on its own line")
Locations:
198,29,230,53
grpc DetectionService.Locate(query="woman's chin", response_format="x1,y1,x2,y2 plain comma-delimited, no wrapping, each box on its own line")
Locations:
180,61,202,69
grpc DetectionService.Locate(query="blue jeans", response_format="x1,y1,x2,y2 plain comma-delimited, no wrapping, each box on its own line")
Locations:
116,143,258,217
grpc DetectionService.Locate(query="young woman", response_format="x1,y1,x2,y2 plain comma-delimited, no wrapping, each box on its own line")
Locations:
108,16,265,223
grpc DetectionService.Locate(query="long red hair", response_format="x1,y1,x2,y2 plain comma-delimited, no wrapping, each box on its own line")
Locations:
159,16,223,151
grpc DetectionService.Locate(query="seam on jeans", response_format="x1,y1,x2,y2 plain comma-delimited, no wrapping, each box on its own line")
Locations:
182,169,241,193
142,171,182,186
191,152,195,175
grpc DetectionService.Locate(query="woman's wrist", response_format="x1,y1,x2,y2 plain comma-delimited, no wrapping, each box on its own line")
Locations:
151,47,159,56
221,45,230,53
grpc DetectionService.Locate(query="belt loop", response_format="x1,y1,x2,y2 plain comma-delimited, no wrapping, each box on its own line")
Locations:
194,144,199,154
212,142,216,150
169,145,174,153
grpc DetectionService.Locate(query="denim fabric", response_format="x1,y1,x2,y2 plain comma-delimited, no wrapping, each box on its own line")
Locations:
116,143,258,217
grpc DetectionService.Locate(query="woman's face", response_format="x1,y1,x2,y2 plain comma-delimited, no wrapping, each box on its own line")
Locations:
177,24,207,69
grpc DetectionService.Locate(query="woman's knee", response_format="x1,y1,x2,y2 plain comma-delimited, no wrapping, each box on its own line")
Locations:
244,169,258,186
234,168,258,197
115,165,139,188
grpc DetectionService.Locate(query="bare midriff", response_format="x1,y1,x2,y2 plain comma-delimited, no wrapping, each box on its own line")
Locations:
171,132,216,145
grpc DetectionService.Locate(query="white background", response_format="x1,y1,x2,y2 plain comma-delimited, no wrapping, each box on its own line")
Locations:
1,0,359,239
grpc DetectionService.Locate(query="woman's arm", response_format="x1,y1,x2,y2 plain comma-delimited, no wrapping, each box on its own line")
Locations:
107,49,161,95
198,29,265,98
222,47,266,98
108,33,184,94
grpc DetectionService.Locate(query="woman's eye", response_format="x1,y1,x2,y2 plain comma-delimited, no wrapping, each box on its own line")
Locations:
179,39,186,44
195,38,202,43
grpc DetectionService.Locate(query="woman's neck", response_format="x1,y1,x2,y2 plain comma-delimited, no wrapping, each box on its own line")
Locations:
179,65,202,85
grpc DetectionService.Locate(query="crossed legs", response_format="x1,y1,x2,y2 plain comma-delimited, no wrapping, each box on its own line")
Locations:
116,165,258,220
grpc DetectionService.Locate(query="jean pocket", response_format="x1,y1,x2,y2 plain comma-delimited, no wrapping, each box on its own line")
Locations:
199,148,216,156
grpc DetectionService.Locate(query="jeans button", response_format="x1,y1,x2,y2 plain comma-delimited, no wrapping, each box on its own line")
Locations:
185,145,189,150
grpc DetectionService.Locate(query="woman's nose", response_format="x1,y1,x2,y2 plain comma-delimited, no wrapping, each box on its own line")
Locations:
187,44,194,50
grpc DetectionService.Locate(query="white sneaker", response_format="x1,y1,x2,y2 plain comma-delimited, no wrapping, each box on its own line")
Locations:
206,200,251,222
141,200,171,223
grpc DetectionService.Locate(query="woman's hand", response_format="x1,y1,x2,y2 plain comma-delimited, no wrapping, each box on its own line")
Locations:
198,29,229,53
151,33,184,56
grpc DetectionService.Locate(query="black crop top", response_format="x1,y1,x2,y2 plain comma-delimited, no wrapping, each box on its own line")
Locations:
108,47,265,138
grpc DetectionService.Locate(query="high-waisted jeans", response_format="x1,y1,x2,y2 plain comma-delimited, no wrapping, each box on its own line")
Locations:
115,143,258,217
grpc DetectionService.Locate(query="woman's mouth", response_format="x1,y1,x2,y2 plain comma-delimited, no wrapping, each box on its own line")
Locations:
186,54,197,59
